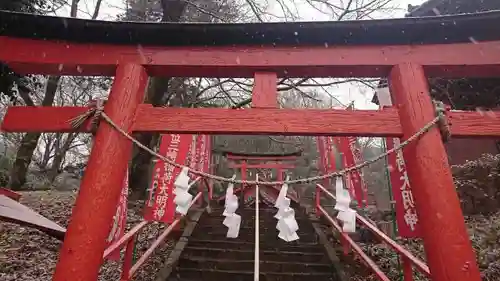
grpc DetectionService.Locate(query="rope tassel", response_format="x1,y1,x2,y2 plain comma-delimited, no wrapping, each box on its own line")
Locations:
69,99,105,133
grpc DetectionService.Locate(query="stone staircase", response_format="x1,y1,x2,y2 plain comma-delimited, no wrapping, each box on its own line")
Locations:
163,205,342,281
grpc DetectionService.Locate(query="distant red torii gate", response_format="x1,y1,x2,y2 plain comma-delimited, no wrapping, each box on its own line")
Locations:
218,151,300,204
225,151,299,182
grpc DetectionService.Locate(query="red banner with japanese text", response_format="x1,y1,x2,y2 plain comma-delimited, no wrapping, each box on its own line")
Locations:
203,136,213,198
385,138,421,238
195,135,212,197
335,105,369,208
375,85,420,238
349,136,369,207
143,134,191,223
187,135,211,172
325,137,337,171
316,136,329,174
203,136,211,172
188,135,199,172
105,170,129,260
336,136,366,207
316,136,334,188
196,135,206,172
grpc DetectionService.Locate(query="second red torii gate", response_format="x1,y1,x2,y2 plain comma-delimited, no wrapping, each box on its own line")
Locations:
225,151,300,183
215,151,300,204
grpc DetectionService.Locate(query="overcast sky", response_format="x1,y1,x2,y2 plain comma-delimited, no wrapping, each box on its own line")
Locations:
70,0,428,21
56,0,430,109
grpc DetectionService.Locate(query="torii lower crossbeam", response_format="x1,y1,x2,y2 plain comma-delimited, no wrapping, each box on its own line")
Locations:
3,106,500,138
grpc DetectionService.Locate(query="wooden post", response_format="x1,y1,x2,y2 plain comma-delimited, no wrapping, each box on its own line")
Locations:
388,63,481,281
251,72,277,108
120,237,136,281
401,256,414,281
53,64,148,281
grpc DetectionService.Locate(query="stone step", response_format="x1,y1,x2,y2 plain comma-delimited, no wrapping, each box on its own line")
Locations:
206,208,309,218
177,256,335,273
191,225,317,237
189,227,318,243
181,247,330,263
194,220,316,232
172,268,337,281
196,223,314,232
200,214,310,224
186,239,322,252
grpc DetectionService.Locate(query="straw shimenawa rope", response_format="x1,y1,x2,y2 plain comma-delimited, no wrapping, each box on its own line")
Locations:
69,101,446,186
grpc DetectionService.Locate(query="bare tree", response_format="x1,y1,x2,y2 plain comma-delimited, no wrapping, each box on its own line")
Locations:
6,0,105,190
2,0,396,193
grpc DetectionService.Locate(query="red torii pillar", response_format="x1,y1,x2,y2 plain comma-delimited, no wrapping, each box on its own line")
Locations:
389,63,480,281
53,64,148,281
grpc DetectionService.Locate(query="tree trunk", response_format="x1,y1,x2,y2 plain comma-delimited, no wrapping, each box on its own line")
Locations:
8,76,60,190
129,77,187,199
48,133,77,182
39,136,55,169
128,0,187,200
7,0,82,190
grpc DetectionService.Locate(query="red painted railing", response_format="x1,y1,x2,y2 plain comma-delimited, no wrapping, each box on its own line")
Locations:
102,184,205,281
315,184,431,281
0,187,21,201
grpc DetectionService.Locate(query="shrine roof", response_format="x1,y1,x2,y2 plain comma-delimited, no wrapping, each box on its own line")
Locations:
1,10,500,47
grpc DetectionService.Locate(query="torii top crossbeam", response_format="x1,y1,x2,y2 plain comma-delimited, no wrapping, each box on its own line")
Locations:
3,11,500,137
1,9,497,281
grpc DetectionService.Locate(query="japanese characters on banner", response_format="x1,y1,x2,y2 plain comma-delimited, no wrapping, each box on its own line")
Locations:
105,170,129,261
336,136,368,208
336,105,369,208
376,86,420,238
316,136,329,172
316,136,330,187
348,136,369,206
203,136,211,174
188,135,211,174
385,138,420,237
188,136,198,171
143,134,191,223
325,137,337,172
317,136,340,189
196,135,206,173
202,136,212,198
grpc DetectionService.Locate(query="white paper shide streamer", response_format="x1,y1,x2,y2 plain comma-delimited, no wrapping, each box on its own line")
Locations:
274,177,299,242
173,167,196,215
223,175,241,238
334,177,357,233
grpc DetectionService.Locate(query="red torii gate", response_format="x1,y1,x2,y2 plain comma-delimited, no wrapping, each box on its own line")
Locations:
225,151,299,182
1,10,499,281
220,151,300,204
